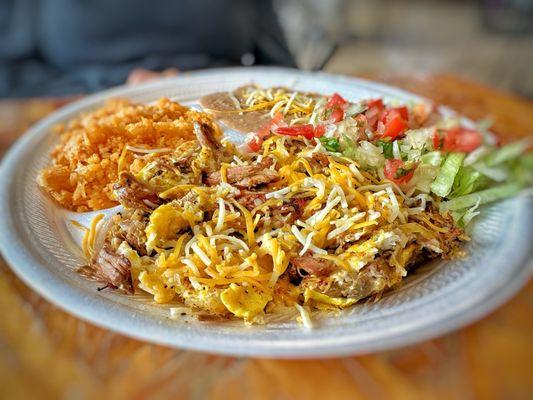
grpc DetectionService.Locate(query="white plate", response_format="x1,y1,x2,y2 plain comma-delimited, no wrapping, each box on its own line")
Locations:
0,67,531,358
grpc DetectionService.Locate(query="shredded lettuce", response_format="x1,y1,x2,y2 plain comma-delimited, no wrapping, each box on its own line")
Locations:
463,146,491,166
320,117,529,230
484,140,529,166
340,134,357,159
450,166,490,197
440,183,523,212
420,151,443,166
472,162,508,182
346,140,385,169
410,164,439,193
344,103,367,116
508,154,533,187
461,200,481,226
405,128,434,150
521,153,533,169
431,153,465,197
451,199,481,228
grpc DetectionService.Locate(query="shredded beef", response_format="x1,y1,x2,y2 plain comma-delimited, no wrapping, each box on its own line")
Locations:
79,244,133,293
203,158,278,188
113,172,162,212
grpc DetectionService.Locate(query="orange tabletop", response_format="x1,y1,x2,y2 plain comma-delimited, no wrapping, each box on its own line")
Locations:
0,74,531,399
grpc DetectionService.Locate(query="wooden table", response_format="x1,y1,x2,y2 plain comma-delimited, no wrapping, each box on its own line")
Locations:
0,74,531,399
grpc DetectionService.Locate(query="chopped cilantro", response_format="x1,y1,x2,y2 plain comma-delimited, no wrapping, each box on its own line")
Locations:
319,137,341,152
376,139,394,159
395,167,410,178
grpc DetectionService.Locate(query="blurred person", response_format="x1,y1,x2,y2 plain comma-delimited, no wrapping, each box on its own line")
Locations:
0,0,294,97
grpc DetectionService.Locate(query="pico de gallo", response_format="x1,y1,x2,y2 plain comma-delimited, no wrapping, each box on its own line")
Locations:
234,87,532,227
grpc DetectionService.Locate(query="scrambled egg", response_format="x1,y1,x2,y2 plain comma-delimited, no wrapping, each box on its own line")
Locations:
220,283,272,320
180,285,228,316
145,201,203,252
304,288,358,308
341,230,402,271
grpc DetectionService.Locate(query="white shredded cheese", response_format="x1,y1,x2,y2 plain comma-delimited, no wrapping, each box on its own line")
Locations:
326,223,351,240
215,198,226,232
182,258,201,276
270,101,285,117
232,155,244,165
283,91,298,115
328,185,348,209
368,210,381,220
291,226,327,255
306,196,341,226
227,92,242,110
191,243,212,266
184,236,197,257
295,219,312,229
386,186,405,223
303,177,326,199
265,186,291,199
188,277,203,290
295,304,313,329
299,231,316,256
348,164,365,182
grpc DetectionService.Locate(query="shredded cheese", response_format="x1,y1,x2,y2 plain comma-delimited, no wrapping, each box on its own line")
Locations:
85,214,104,257
291,226,327,255
295,304,313,329
232,199,256,246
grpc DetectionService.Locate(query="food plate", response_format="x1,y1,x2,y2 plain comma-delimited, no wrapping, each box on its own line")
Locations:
0,67,531,358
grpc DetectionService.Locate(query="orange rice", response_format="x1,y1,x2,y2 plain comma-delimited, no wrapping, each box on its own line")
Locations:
38,98,215,212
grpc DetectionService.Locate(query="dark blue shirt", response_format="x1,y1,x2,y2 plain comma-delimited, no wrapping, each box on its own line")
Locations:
0,0,294,97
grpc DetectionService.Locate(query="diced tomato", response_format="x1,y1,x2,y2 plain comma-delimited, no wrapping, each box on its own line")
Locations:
384,115,407,138
434,127,483,153
256,120,272,139
366,98,384,110
325,93,346,124
396,106,409,121
364,98,386,129
314,125,326,138
433,129,442,150
326,93,347,109
442,127,482,153
276,124,316,140
329,107,344,123
384,159,416,185
257,112,285,139
247,135,262,152
275,124,326,139
249,112,290,152
365,107,381,130
378,109,408,139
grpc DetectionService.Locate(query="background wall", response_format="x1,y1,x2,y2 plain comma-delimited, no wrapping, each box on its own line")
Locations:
278,0,533,97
